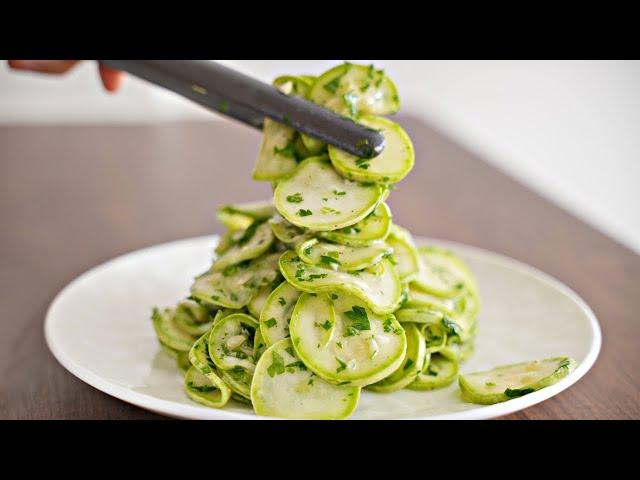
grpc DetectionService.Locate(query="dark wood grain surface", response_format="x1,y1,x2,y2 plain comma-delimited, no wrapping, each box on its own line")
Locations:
1,116,638,419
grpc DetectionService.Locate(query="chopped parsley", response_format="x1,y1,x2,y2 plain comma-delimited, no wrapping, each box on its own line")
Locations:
335,357,347,373
278,297,286,306
504,387,535,398
286,193,303,203
303,245,313,256
355,158,370,170
485,382,496,387
267,351,285,377
403,359,415,371
297,209,312,217
333,190,346,196
273,140,297,159
330,293,339,300
314,319,333,330
284,346,295,357
264,318,277,328
344,305,370,331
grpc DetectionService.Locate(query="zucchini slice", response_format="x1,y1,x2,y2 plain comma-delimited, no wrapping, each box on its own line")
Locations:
220,366,253,400
184,366,231,409
253,328,267,361
259,281,302,346
252,118,299,181
218,201,276,221
208,313,258,372
280,250,403,315
385,225,420,281
151,307,196,352
368,322,427,393
329,116,414,184
300,133,326,156
269,214,309,245
173,300,212,336
395,308,449,353
273,156,384,231
440,341,475,362
413,246,477,298
296,237,392,271
318,202,392,247
190,252,280,309
273,75,312,97
176,351,191,373
212,221,274,272
459,357,577,405
289,293,406,387
251,338,360,419
308,63,400,117
247,284,271,319
408,353,458,391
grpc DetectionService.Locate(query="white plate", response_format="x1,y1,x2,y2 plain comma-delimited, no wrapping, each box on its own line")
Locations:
45,235,601,420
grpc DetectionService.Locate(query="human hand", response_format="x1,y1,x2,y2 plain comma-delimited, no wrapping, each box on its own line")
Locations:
7,60,124,92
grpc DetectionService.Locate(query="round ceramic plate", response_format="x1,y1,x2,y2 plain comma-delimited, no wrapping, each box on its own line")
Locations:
45,235,600,420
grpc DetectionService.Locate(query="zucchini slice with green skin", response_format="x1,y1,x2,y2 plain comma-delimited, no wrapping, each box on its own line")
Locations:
253,328,267,361
300,133,326,156
440,341,475,362
273,75,312,97
252,118,299,181
329,116,414,184
273,156,384,231
308,63,400,117
176,351,191,373
190,252,280,309
318,202,392,247
368,322,426,393
385,225,420,281
290,293,406,387
259,281,302,346
208,313,258,372
184,366,231,408
212,221,274,273
151,307,196,352
217,211,254,232
251,338,360,419
280,250,403,315
218,201,276,221
188,331,217,375
220,366,253,400
247,284,271,319
395,308,449,353
296,237,392,271
458,357,577,405
269,214,309,245
408,353,459,391
413,246,477,298
173,300,212,336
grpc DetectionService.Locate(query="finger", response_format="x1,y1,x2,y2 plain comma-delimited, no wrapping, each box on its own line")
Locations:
98,64,124,92
8,60,79,74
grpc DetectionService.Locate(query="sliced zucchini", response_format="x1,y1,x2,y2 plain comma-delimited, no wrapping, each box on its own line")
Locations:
173,300,212,336
251,338,360,419
176,351,191,373
273,156,384,231
188,332,217,375
184,366,231,408
459,357,577,405
252,118,299,181
253,328,267,361
300,133,326,156
269,214,309,245
247,284,271,319
208,313,258,372
289,293,406,387
212,308,240,325
190,252,280,309
296,237,392,271
259,281,302,346
212,221,274,272
151,307,196,352
413,246,477,298
408,353,458,391
329,116,414,184
220,365,253,400
217,211,253,232
318,202,392,247
273,75,312,97
280,250,403,315
368,323,427,393
218,201,275,221
395,308,449,353
308,63,400,117
440,341,475,362
385,225,420,281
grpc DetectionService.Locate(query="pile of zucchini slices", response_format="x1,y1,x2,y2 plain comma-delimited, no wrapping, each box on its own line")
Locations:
152,63,482,418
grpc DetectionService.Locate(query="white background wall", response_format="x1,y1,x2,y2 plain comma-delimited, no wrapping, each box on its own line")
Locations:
2,60,639,253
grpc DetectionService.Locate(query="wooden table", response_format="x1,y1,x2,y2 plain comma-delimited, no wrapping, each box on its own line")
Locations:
1,116,638,419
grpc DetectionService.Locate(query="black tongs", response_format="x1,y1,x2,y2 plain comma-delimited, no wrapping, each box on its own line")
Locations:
99,60,385,159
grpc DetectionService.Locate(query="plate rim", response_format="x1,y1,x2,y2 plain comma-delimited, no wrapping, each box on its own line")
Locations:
44,234,602,420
